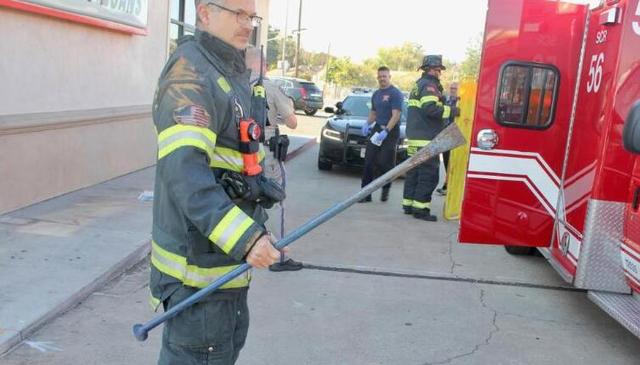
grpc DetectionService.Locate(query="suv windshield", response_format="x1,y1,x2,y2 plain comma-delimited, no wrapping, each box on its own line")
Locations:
300,82,321,94
341,96,371,117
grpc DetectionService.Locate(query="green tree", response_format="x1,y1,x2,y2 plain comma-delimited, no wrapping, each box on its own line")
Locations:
375,43,424,71
459,34,482,81
326,57,376,88
266,26,297,71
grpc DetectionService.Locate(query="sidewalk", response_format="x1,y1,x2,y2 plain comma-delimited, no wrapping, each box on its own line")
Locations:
0,136,316,355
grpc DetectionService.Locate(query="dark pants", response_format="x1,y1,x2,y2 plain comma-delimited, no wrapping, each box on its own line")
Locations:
441,150,450,189
361,136,398,198
158,287,249,365
403,156,440,210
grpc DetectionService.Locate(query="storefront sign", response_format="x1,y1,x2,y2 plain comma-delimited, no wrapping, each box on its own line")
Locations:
0,0,149,34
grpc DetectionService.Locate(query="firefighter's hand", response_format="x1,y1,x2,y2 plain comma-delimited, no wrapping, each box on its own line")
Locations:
246,234,286,268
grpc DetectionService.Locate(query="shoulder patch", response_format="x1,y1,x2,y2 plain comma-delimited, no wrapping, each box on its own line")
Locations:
173,105,211,128
426,86,438,93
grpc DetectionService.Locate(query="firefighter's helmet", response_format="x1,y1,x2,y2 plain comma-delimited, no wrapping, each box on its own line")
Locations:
419,55,446,71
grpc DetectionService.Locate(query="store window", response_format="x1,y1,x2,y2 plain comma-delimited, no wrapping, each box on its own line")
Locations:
169,0,196,54
495,62,559,129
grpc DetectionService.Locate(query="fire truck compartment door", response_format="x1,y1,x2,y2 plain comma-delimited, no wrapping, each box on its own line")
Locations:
459,0,588,247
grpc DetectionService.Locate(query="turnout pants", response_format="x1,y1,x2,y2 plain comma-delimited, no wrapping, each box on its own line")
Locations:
361,136,398,197
158,286,250,365
403,155,440,211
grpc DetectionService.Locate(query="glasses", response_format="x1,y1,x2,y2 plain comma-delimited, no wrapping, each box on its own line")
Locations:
207,2,262,27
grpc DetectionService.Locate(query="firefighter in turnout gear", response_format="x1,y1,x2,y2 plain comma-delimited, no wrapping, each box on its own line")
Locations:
149,1,284,364
402,55,451,221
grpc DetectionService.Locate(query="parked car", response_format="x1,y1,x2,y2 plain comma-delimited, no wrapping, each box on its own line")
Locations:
318,93,408,171
270,76,324,116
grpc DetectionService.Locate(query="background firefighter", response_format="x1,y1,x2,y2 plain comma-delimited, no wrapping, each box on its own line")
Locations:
402,55,451,221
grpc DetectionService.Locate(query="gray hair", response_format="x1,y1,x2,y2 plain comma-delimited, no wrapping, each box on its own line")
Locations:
195,0,225,25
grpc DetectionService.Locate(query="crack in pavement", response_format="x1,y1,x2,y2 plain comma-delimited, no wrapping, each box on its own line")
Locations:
423,288,500,365
446,231,457,275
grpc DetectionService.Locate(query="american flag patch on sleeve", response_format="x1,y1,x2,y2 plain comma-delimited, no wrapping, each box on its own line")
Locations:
173,105,211,128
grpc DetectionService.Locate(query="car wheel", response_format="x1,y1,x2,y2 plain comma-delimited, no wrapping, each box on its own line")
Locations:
504,246,536,255
304,108,318,116
318,159,332,171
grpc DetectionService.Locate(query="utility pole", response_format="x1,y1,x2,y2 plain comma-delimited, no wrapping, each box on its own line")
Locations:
322,43,331,99
294,0,303,78
281,0,289,76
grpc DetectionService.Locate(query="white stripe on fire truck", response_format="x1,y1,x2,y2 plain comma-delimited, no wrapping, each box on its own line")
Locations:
470,148,560,184
467,173,556,216
468,154,560,210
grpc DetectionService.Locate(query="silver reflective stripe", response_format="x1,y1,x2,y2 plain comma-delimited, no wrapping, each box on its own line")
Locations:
158,130,216,153
217,211,248,249
212,153,243,167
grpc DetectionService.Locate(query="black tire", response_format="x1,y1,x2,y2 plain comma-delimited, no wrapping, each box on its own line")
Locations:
504,246,536,255
318,159,332,171
304,108,318,116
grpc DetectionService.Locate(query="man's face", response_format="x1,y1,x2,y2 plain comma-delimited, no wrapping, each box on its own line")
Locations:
428,68,443,79
198,0,256,50
449,84,458,97
377,70,391,88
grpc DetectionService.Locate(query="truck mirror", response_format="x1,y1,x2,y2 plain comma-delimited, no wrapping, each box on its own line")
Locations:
324,106,335,114
623,101,640,154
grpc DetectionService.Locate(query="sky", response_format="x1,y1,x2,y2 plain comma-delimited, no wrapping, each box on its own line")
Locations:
268,0,490,63
267,0,604,64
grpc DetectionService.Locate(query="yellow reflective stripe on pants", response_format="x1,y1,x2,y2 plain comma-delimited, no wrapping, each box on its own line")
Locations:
442,105,451,119
158,125,217,161
209,206,255,254
151,241,251,289
211,146,266,172
413,201,431,209
403,199,413,207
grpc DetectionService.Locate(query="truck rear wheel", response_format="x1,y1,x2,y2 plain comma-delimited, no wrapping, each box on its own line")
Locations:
504,246,536,255
318,159,332,171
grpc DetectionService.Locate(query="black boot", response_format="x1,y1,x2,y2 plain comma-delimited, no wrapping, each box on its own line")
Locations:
381,189,390,202
414,208,437,221
358,195,372,203
403,206,413,215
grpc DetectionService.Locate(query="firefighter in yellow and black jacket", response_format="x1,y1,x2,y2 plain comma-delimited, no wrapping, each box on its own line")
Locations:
403,55,451,222
149,1,283,364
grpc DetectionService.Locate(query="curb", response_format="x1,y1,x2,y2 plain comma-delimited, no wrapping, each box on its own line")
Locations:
0,136,316,356
0,240,151,356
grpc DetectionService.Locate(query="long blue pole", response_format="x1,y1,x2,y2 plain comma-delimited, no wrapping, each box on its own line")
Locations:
133,123,465,341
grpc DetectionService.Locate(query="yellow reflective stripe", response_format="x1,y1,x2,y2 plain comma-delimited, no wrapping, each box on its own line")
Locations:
412,201,431,209
253,85,266,98
407,139,430,148
442,105,451,119
408,99,420,108
158,125,217,161
402,199,413,207
217,77,231,93
211,146,265,171
149,294,161,312
209,206,255,254
151,241,250,289
420,95,440,105
211,146,244,171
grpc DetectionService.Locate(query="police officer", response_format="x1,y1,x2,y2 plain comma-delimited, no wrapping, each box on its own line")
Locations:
403,55,451,221
359,66,404,203
150,1,284,364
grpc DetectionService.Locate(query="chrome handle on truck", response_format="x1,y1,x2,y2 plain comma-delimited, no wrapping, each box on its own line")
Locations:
476,129,499,150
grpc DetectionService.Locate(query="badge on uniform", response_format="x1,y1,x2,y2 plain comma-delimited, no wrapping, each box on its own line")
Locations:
173,105,211,128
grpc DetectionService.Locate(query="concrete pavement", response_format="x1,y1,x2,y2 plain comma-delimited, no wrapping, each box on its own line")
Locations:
2,140,640,364
0,136,316,356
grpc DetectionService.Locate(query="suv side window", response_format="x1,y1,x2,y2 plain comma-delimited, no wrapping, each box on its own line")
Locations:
495,62,559,129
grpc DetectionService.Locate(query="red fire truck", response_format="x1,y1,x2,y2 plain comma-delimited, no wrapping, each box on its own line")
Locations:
459,0,640,336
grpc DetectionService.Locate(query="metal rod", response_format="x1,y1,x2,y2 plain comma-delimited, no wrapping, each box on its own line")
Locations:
133,123,465,341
